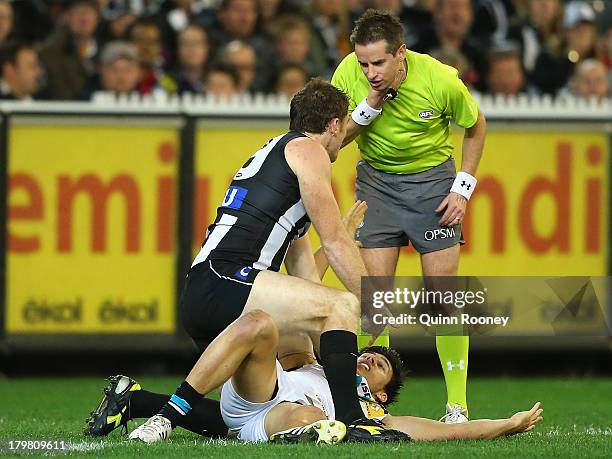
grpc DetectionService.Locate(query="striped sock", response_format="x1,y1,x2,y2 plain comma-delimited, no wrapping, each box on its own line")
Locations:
168,394,191,416
159,381,202,427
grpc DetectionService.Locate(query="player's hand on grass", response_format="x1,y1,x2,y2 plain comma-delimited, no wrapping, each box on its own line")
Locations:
508,402,544,435
436,192,467,227
343,200,367,247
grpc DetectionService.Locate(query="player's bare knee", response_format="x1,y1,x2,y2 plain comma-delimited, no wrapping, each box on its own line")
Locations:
239,309,278,346
309,301,332,322
287,406,326,426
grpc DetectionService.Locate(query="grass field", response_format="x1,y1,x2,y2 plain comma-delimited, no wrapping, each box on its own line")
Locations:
1,376,611,457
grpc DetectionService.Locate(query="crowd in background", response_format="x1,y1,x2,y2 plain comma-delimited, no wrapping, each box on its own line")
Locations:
0,0,610,102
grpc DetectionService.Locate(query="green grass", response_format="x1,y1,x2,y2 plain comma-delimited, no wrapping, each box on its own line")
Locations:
0,376,611,457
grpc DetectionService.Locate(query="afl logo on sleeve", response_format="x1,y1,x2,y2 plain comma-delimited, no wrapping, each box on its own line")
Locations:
221,186,248,209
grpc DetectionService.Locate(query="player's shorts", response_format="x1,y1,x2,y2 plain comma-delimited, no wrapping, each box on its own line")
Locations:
220,360,303,443
355,157,464,254
179,260,261,352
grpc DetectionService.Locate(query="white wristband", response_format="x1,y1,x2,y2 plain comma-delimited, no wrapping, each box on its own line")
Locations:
451,171,477,200
351,98,382,126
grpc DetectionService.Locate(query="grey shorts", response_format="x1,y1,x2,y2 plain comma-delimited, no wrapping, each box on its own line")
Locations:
355,158,464,254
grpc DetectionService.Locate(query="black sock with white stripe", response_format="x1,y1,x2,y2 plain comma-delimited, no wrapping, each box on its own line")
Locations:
158,380,203,428
319,330,364,424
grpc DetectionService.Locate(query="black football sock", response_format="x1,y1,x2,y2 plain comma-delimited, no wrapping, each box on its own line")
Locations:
319,330,364,424
129,390,227,438
158,380,203,428
178,398,228,438
129,390,168,419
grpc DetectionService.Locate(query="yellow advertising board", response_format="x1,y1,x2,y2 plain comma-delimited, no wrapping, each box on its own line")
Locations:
195,126,609,280
6,120,179,333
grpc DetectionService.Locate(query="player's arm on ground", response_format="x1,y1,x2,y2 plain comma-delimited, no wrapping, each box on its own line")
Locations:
382,402,543,441
284,233,321,284
286,139,368,300
313,200,367,278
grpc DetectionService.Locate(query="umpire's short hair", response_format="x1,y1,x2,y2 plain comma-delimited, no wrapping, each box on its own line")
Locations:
350,9,405,55
359,346,406,406
289,78,348,134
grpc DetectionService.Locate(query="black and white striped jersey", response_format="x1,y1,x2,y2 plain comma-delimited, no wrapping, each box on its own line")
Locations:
192,131,311,280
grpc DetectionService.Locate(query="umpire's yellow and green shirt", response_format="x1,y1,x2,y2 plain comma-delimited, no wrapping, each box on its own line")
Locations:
332,50,479,174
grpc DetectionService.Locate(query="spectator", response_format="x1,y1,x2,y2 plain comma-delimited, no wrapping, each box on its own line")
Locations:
96,40,141,96
39,0,103,100
429,47,472,86
98,0,141,41
507,0,565,94
0,42,41,100
395,0,434,47
269,14,326,78
274,62,308,97
220,39,256,93
0,0,13,46
562,58,610,100
257,0,303,34
471,0,517,45
210,0,258,43
563,1,597,64
203,61,240,97
412,0,486,88
9,0,55,43
128,19,177,95
309,0,351,76
153,0,212,59
485,43,527,96
598,24,612,73
208,0,272,91
173,24,209,94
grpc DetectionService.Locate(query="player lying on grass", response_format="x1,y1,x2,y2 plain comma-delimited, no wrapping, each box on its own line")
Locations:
86,309,542,443
206,309,543,443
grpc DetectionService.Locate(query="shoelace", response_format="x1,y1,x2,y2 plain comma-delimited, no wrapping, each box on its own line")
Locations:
439,405,464,423
139,417,170,439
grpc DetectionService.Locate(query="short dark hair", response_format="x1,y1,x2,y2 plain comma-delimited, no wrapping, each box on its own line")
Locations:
359,345,405,406
289,78,348,134
0,42,33,71
350,9,404,54
487,42,521,65
206,62,240,87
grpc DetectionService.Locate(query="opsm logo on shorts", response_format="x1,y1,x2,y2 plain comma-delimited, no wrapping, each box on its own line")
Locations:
424,227,456,241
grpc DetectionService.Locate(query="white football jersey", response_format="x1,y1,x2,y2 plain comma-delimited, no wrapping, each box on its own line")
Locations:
285,363,335,419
